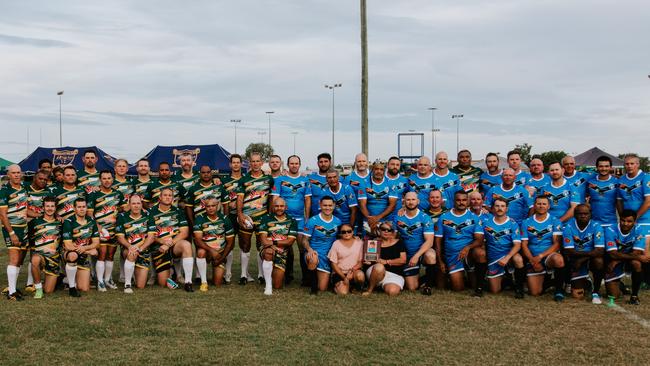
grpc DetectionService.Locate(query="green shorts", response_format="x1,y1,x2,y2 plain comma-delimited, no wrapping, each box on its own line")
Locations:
3,227,28,250
34,251,61,276
76,253,92,271
135,250,152,270
258,246,287,271
152,247,173,273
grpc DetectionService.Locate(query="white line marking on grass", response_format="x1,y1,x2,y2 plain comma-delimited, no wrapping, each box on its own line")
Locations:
608,304,650,330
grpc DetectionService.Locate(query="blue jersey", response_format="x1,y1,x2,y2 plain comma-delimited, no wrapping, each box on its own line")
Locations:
271,175,311,220
528,175,550,196
617,172,650,225
407,173,437,211
562,219,605,252
586,175,619,226
343,171,370,195
432,170,462,207
393,209,434,258
515,170,531,187
479,171,502,195
386,174,408,214
303,214,341,254
605,224,647,254
358,178,398,217
481,216,521,262
565,171,589,203
539,179,579,220
307,172,328,217
322,183,358,225
521,215,563,257
485,184,533,223
435,209,483,254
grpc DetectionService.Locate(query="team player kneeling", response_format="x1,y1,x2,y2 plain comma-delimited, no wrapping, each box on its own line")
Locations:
3,152,650,306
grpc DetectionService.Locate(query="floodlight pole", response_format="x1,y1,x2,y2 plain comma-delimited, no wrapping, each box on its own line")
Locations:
57,90,64,146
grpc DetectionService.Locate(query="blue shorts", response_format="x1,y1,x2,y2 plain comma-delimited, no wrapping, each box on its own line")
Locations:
605,261,628,283
308,250,331,274
444,250,470,275
487,256,512,278
403,255,421,277
526,253,558,277
568,257,591,282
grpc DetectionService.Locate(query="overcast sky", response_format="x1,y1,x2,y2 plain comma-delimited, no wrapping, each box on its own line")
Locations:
1,1,649,168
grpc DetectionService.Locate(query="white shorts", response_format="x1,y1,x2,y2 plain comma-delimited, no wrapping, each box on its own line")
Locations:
366,265,404,290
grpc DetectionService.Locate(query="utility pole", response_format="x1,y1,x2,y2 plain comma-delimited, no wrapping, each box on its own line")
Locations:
230,119,241,153
360,0,368,156
57,90,64,146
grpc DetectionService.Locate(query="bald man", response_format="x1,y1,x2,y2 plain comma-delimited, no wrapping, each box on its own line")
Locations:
1,165,29,300
343,153,371,233
527,158,550,196
407,156,438,211
562,156,588,203
433,152,462,207
485,168,534,224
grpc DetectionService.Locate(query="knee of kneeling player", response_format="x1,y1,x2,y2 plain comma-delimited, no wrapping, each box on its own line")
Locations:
511,254,524,268
631,260,643,273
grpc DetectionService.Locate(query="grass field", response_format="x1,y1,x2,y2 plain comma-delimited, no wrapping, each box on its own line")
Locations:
2,242,650,365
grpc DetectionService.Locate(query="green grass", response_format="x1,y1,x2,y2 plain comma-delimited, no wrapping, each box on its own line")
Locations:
2,241,650,365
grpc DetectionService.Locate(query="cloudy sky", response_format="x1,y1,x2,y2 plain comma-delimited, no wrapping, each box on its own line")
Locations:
1,1,648,168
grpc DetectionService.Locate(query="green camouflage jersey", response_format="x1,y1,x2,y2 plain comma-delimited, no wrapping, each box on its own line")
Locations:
192,212,234,250
220,174,243,215
173,171,199,193
237,173,274,219
451,165,484,194
147,205,188,248
133,177,154,199
256,213,298,241
77,169,101,194
49,185,85,220
28,217,61,254
185,182,229,217
87,189,125,240
25,183,50,218
145,179,186,207
115,212,150,246
0,183,28,228
112,177,135,203
62,216,99,247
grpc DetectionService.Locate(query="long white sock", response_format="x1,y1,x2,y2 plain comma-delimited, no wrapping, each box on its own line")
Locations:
96,260,105,283
104,260,114,282
262,260,273,292
196,258,207,283
7,265,19,294
241,252,250,278
257,255,263,278
35,283,43,290
182,258,194,284
225,251,233,278
26,262,34,286
124,260,136,286
65,264,78,288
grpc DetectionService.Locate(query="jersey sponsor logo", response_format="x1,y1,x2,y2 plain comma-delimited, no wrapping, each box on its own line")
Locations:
313,225,336,236
396,220,423,235
571,235,592,250
619,181,641,194
484,226,511,239
280,181,305,193
589,183,616,195
542,190,569,204
527,225,552,240
172,148,199,169
442,219,474,234
493,193,521,204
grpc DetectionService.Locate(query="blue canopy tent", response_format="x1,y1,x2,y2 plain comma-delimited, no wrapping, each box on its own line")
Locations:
19,146,118,173
129,144,246,174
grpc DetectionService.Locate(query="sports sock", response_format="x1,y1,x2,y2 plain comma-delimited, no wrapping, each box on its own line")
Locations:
310,269,318,293
257,255,263,278
514,267,526,289
196,258,208,283
173,258,183,281
475,262,487,290
7,265,19,294
95,260,105,283
262,260,273,292
124,260,136,286
104,260,114,283
424,264,435,287
182,258,194,284
241,252,250,279
632,271,642,296
300,252,308,284
65,264,78,288
35,282,43,290
592,268,603,293
26,262,34,286
554,267,565,293
225,251,233,278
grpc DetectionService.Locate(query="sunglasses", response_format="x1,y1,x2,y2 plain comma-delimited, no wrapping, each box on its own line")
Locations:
380,227,394,232
340,230,353,234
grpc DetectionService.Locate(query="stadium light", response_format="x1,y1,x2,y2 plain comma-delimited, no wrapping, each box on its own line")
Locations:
266,111,274,147
325,83,342,164
57,90,64,147
451,114,464,155
230,119,241,153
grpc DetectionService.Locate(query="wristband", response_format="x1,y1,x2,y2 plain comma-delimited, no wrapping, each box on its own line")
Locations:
9,231,15,236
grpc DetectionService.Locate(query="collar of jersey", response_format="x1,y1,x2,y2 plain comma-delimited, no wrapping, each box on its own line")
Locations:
533,214,550,224
318,213,334,223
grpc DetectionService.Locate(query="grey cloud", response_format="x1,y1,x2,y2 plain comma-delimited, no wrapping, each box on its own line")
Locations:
0,33,74,48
